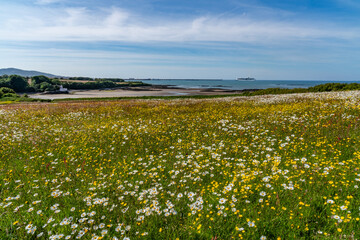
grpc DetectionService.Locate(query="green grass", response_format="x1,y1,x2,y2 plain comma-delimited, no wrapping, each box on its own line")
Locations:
0,96,51,104
52,93,242,102
1,92,360,239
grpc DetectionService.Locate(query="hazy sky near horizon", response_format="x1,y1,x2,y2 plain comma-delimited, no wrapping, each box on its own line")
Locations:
1,0,360,79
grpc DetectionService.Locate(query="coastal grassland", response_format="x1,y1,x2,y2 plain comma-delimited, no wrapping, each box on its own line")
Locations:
1,92,360,239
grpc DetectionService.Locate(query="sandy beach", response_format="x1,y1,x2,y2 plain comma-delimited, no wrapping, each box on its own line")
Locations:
29,86,248,100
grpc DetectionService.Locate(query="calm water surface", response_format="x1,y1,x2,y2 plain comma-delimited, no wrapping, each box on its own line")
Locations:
135,79,360,90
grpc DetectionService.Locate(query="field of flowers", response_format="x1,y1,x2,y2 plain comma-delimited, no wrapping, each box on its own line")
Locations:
1,91,360,239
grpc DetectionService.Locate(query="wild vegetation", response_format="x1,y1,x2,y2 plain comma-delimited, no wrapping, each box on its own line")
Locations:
1,91,360,239
61,80,148,90
0,74,148,93
0,87,31,103
0,75,61,93
68,77,125,82
0,75,31,92
0,86,50,104
243,82,360,96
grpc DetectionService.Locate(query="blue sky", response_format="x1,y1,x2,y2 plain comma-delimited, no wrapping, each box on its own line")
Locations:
0,0,360,79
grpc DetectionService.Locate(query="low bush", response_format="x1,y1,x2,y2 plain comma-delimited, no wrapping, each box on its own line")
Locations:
0,87,16,94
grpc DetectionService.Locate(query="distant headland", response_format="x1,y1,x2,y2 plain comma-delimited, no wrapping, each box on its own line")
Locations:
0,68,60,78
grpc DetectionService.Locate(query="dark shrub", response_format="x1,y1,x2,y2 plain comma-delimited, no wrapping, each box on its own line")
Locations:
8,75,29,92
3,93,18,98
0,87,16,94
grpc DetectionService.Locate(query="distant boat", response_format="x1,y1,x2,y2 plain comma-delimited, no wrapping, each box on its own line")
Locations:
237,77,256,81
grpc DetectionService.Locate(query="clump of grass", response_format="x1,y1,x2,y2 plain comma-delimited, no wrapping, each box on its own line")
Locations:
244,82,360,96
1,92,360,239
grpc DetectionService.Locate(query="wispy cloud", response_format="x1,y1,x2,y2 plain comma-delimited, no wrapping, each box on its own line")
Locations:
1,1,359,79
0,5,358,43
35,0,63,5
335,0,360,8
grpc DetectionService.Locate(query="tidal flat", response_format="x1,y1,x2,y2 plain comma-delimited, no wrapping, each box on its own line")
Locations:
1,91,360,239
29,86,246,100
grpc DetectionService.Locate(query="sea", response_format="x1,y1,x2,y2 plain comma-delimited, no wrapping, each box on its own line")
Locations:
135,79,360,91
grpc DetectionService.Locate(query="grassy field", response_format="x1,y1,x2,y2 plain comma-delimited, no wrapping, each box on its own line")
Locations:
1,91,360,239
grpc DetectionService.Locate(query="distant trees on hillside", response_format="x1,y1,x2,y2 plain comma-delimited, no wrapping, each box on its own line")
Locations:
9,75,30,92
31,75,61,92
62,80,148,90
69,77,94,81
62,80,119,90
0,74,132,92
68,77,125,82
0,75,61,92
0,75,29,92
94,78,124,82
0,74,149,94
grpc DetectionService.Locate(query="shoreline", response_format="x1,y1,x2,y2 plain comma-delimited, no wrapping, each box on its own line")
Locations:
29,85,259,100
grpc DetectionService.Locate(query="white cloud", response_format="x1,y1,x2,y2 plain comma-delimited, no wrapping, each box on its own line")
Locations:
0,4,358,44
35,0,63,5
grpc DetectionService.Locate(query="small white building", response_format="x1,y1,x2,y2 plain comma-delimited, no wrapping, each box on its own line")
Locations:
59,85,68,92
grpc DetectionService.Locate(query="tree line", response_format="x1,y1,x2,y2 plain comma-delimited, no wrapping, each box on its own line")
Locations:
0,74,148,93
61,80,148,90
0,75,61,92
68,77,125,82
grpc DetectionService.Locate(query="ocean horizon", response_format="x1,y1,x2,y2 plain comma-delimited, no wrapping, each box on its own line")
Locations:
135,79,360,91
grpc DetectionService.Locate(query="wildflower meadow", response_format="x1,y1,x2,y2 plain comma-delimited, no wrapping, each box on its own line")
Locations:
1,91,360,239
